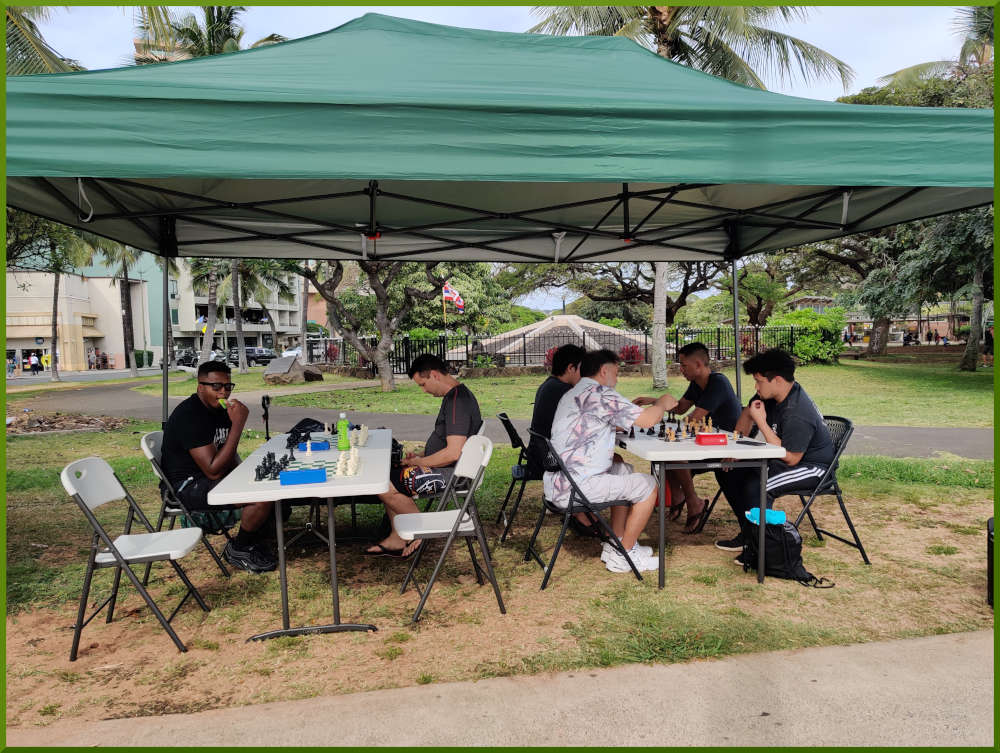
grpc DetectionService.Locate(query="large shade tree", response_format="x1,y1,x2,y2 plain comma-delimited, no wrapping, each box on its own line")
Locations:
529,5,854,388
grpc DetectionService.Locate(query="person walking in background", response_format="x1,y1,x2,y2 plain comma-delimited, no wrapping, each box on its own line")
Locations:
7,357,16,377
29,352,40,376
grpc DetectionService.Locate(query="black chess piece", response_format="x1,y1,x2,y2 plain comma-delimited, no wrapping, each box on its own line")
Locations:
658,420,666,438
629,426,635,439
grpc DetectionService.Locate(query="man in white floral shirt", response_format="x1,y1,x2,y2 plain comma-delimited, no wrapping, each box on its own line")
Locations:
544,349,678,573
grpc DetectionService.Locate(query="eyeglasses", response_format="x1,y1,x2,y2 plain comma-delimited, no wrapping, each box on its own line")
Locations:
199,381,235,391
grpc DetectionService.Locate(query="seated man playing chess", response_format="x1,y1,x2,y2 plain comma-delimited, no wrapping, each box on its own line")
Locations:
160,360,277,574
364,353,482,558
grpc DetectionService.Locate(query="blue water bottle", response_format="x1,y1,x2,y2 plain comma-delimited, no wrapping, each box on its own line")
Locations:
337,412,350,451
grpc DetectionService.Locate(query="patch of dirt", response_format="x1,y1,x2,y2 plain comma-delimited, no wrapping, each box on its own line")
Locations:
6,412,129,435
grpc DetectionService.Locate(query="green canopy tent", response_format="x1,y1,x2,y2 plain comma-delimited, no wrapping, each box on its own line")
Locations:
6,13,993,416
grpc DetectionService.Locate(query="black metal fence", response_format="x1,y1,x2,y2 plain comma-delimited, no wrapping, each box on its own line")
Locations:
304,326,803,375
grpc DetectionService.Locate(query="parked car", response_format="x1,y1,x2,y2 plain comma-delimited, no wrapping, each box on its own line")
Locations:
228,347,277,366
177,348,224,366
282,346,302,359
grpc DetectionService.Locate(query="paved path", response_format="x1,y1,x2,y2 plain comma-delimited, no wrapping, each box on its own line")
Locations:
8,630,992,747
7,380,994,458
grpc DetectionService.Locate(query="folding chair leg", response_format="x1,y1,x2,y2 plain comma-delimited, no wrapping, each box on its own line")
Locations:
590,510,642,583
69,553,97,662
201,534,231,578
497,476,518,524
691,488,722,534
524,504,548,567
500,478,528,543
466,537,485,584
400,539,430,595
412,530,460,622
168,559,210,613
113,559,189,653
142,503,169,586
836,490,871,565
106,565,124,623
796,494,824,539
475,526,506,614
540,511,573,591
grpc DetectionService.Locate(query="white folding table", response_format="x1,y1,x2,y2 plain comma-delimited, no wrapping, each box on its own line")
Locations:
208,429,392,640
618,433,786,586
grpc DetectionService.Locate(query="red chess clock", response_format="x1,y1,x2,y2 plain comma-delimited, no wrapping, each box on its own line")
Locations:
695,433,728,446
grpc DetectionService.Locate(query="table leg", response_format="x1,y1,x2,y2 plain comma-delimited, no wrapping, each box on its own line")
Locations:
275,498,290,629
327,498,340,625
658,461,666,590
757,459,767,584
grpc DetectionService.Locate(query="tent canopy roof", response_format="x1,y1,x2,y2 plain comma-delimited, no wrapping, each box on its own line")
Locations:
6,13,993,263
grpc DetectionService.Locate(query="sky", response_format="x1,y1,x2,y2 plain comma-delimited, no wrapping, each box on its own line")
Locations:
33,5,966,310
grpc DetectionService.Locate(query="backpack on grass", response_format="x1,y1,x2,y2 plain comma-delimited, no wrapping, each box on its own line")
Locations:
742,519,833,588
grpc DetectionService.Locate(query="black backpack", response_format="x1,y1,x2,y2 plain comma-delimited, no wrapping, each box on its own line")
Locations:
742,520,833,588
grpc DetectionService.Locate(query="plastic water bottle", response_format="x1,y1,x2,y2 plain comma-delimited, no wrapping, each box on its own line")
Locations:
336,412,350,451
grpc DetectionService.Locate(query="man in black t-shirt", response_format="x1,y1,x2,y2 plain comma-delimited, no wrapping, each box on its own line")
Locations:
364,353,482,558
633,342,742,533
714,349,835,556
527,344,585,478
161,361,276,573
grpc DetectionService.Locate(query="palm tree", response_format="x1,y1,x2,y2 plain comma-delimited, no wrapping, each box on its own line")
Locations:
99,245,144,377
238,260,297,350
135,6,286,64
530,5,854,388
879,7,993,86
7,6,173,74
189,258,228,364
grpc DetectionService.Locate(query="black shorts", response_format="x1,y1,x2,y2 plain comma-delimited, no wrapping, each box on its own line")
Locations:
389,465,453,498
166,475,240,512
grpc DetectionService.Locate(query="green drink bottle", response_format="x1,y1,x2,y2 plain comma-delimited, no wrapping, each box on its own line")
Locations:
337,412,350,451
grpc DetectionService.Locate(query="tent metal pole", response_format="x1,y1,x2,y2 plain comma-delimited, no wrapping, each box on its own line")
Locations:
731,257,742,405
159,217,177,428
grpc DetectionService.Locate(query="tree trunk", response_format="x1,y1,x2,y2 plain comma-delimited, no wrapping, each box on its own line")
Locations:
867,316,891,355
50,259,61,382
199,271,219,363
375,349,395,391
166,313,177,367
300,264,310,362
959,264,984,372
651,261,669,390
232,260,248,373
120,261,138,376
258,301,279,348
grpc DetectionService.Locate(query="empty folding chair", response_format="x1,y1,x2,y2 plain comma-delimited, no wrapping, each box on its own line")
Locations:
494,412,541,543
793,416,870,564
61,457,210,661
140,431,231,583
525,430,642,589
394,436,505,622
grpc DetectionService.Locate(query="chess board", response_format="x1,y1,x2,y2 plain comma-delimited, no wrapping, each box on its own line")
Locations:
252,450,363,483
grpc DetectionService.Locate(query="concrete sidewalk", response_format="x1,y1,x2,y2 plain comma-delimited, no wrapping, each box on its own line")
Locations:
8,630,992,747
8,379,995,459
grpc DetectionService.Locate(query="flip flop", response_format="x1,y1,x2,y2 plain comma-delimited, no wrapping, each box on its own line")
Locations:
362,543,407,557
682,499,710,535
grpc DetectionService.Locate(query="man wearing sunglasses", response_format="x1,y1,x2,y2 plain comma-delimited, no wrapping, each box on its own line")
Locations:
160,360,277,573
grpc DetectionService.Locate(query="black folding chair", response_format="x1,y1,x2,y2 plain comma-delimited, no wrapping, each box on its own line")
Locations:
793,416,870,564
695,416,870,564
494,412,542,543
525,429,642,589
60,457,210,661
140,431,232,584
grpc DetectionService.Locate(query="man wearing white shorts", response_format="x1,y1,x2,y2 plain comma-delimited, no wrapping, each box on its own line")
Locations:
544,349,678,573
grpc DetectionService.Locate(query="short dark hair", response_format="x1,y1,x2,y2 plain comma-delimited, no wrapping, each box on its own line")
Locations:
408,353,449,379
198,360,231,378
678,342,710,364
580,349,620,378
743,349,795,382
551,344,586,376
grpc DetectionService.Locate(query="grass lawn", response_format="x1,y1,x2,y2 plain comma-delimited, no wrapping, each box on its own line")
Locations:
131,367,365,397
274,358,994,427
5,419,993,726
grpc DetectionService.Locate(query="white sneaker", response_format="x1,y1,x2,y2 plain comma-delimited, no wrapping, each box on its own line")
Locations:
605,544,659,573
601,541,654,562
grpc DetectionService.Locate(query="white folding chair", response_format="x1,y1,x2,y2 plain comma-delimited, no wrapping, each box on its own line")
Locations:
61,457,210,661
140,431,232,583
394,436,505,622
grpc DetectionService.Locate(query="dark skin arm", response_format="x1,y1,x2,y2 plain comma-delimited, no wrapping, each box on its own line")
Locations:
735,403,803,466
188,399,249,481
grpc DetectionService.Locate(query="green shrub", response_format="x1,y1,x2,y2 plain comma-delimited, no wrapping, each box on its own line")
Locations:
407,327,439,340
767,308,846,364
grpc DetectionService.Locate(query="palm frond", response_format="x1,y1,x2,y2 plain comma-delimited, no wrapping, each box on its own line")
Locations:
877,60,956,87
680,27,766,89
6,7,75,75
728,26,854,89
528,6,643,37
250,33,289,48
954,6,993,46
